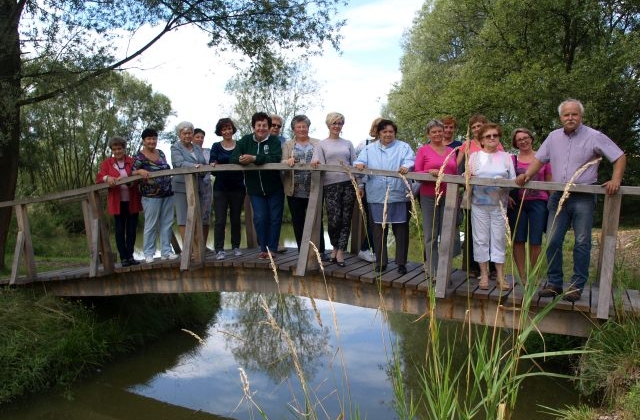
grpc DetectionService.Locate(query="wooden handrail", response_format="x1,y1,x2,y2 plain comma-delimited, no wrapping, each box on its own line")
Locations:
3,164,639,209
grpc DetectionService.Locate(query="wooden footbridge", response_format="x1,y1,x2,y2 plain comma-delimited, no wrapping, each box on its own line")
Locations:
2,164,639,337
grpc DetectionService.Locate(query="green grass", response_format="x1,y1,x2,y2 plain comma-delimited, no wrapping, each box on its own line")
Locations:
0,287,221,404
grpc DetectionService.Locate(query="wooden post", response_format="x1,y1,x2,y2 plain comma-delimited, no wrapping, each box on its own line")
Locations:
595,193,622,319
10,204,37,284
87,190,114,276
296,171,323,276
180,174,204,270
435,183,460,298
244,195,257,248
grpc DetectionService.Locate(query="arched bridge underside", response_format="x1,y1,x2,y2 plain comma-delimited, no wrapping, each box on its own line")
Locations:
6,248,638,338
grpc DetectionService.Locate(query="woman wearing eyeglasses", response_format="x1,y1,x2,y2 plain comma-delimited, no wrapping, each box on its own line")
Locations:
509,128,551,284
468,123,515,290
311,112,356,267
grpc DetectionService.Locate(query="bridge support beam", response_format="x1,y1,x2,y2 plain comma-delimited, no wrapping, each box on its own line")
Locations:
596,193,622,319
181,174,204,270
435,182,460,298
84,191,114,276
10,204,36,284
296,171,322,276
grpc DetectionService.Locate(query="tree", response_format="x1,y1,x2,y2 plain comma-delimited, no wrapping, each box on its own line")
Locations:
19,70,173,196
0,0,345,269
387,0,640,158
224,60,323,138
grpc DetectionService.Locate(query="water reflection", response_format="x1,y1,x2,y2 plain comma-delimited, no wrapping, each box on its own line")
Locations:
2,292,580,420
221,293,329,383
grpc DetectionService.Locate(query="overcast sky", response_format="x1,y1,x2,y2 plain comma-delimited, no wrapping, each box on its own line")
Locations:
122,0,424,145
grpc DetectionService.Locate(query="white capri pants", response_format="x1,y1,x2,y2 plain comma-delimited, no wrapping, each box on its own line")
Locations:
471,204,507,264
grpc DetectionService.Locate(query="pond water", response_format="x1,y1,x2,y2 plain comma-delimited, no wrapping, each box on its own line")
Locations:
2,292,580,420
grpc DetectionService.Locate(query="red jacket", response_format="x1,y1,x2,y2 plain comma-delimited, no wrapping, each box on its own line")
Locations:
96,156,142,215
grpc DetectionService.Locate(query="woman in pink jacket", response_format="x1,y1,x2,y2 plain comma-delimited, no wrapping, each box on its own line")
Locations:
96,136,142,266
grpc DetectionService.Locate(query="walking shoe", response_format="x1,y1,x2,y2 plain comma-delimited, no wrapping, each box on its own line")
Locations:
161,252,179,260
374,265,387,272
538,284,563,298
258,251,270,260
397,265,407,275
358,249,375,262
215,250,226,260
128,258,140,265
563,286,582,302
145,256,154,264
121,259,132,267
233,248,243,257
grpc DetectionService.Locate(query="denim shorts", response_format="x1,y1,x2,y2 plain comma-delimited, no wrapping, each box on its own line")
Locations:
509,199,548,245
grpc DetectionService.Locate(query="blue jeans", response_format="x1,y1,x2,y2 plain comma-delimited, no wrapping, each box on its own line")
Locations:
142,195,175,258
546,192,595,291
249,190,284,252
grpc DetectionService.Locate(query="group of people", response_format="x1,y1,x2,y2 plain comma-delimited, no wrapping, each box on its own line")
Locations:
97,99,626,302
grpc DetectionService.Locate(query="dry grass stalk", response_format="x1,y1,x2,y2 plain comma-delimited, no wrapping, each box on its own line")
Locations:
498,201,512,248
434,147,459,206
344,162,365,217
265,246,279,286
181,328,205,344
382,186,390,230
550,158,602,234
308,241,325,327
258,296,314,412
556,158,601,218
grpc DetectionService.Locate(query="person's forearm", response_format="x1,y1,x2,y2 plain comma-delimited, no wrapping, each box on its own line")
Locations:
611,154,626,184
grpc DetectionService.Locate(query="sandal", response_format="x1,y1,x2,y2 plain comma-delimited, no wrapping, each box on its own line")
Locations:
496,277,511,291
478,276,490,290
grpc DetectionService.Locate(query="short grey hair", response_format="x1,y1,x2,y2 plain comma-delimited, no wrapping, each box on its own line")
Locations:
558,99,584,116
290,114,311,130
425,119,444,134
108,136,127,149
270,114,283,123
175,121,194,135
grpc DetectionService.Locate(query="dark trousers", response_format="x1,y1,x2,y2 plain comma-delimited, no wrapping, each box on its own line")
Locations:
359,191,374,252
372,221,409,268
213,189,245,250
287,195,325,252
324,181,356,251
114,201,138,262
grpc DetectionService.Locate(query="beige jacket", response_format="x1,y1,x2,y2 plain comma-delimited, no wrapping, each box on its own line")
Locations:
281,137,320,196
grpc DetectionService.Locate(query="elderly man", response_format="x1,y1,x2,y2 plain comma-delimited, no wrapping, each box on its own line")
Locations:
515,99,626,302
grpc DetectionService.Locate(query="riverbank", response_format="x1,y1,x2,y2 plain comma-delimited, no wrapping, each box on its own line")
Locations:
0,286,220,404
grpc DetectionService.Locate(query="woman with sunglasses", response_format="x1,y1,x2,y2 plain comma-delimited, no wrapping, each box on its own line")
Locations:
468,123,515,290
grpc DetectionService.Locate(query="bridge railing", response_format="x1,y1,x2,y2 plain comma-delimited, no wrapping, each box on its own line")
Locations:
2,163,639,320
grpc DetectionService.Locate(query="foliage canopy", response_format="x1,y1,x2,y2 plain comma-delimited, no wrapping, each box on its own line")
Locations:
387,0,640,180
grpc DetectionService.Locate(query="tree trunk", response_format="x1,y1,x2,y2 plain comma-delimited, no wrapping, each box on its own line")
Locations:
0,0,23,270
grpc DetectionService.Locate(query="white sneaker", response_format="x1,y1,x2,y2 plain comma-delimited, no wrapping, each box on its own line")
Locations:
358,249,375,262
216,250,226,260
233,248,243,257
162,252,179,260
145,256,154,263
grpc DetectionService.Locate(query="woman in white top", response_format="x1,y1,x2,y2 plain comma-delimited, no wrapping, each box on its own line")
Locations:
468,122,516,290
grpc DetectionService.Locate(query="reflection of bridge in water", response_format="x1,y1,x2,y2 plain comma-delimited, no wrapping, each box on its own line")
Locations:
3,164,640,337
